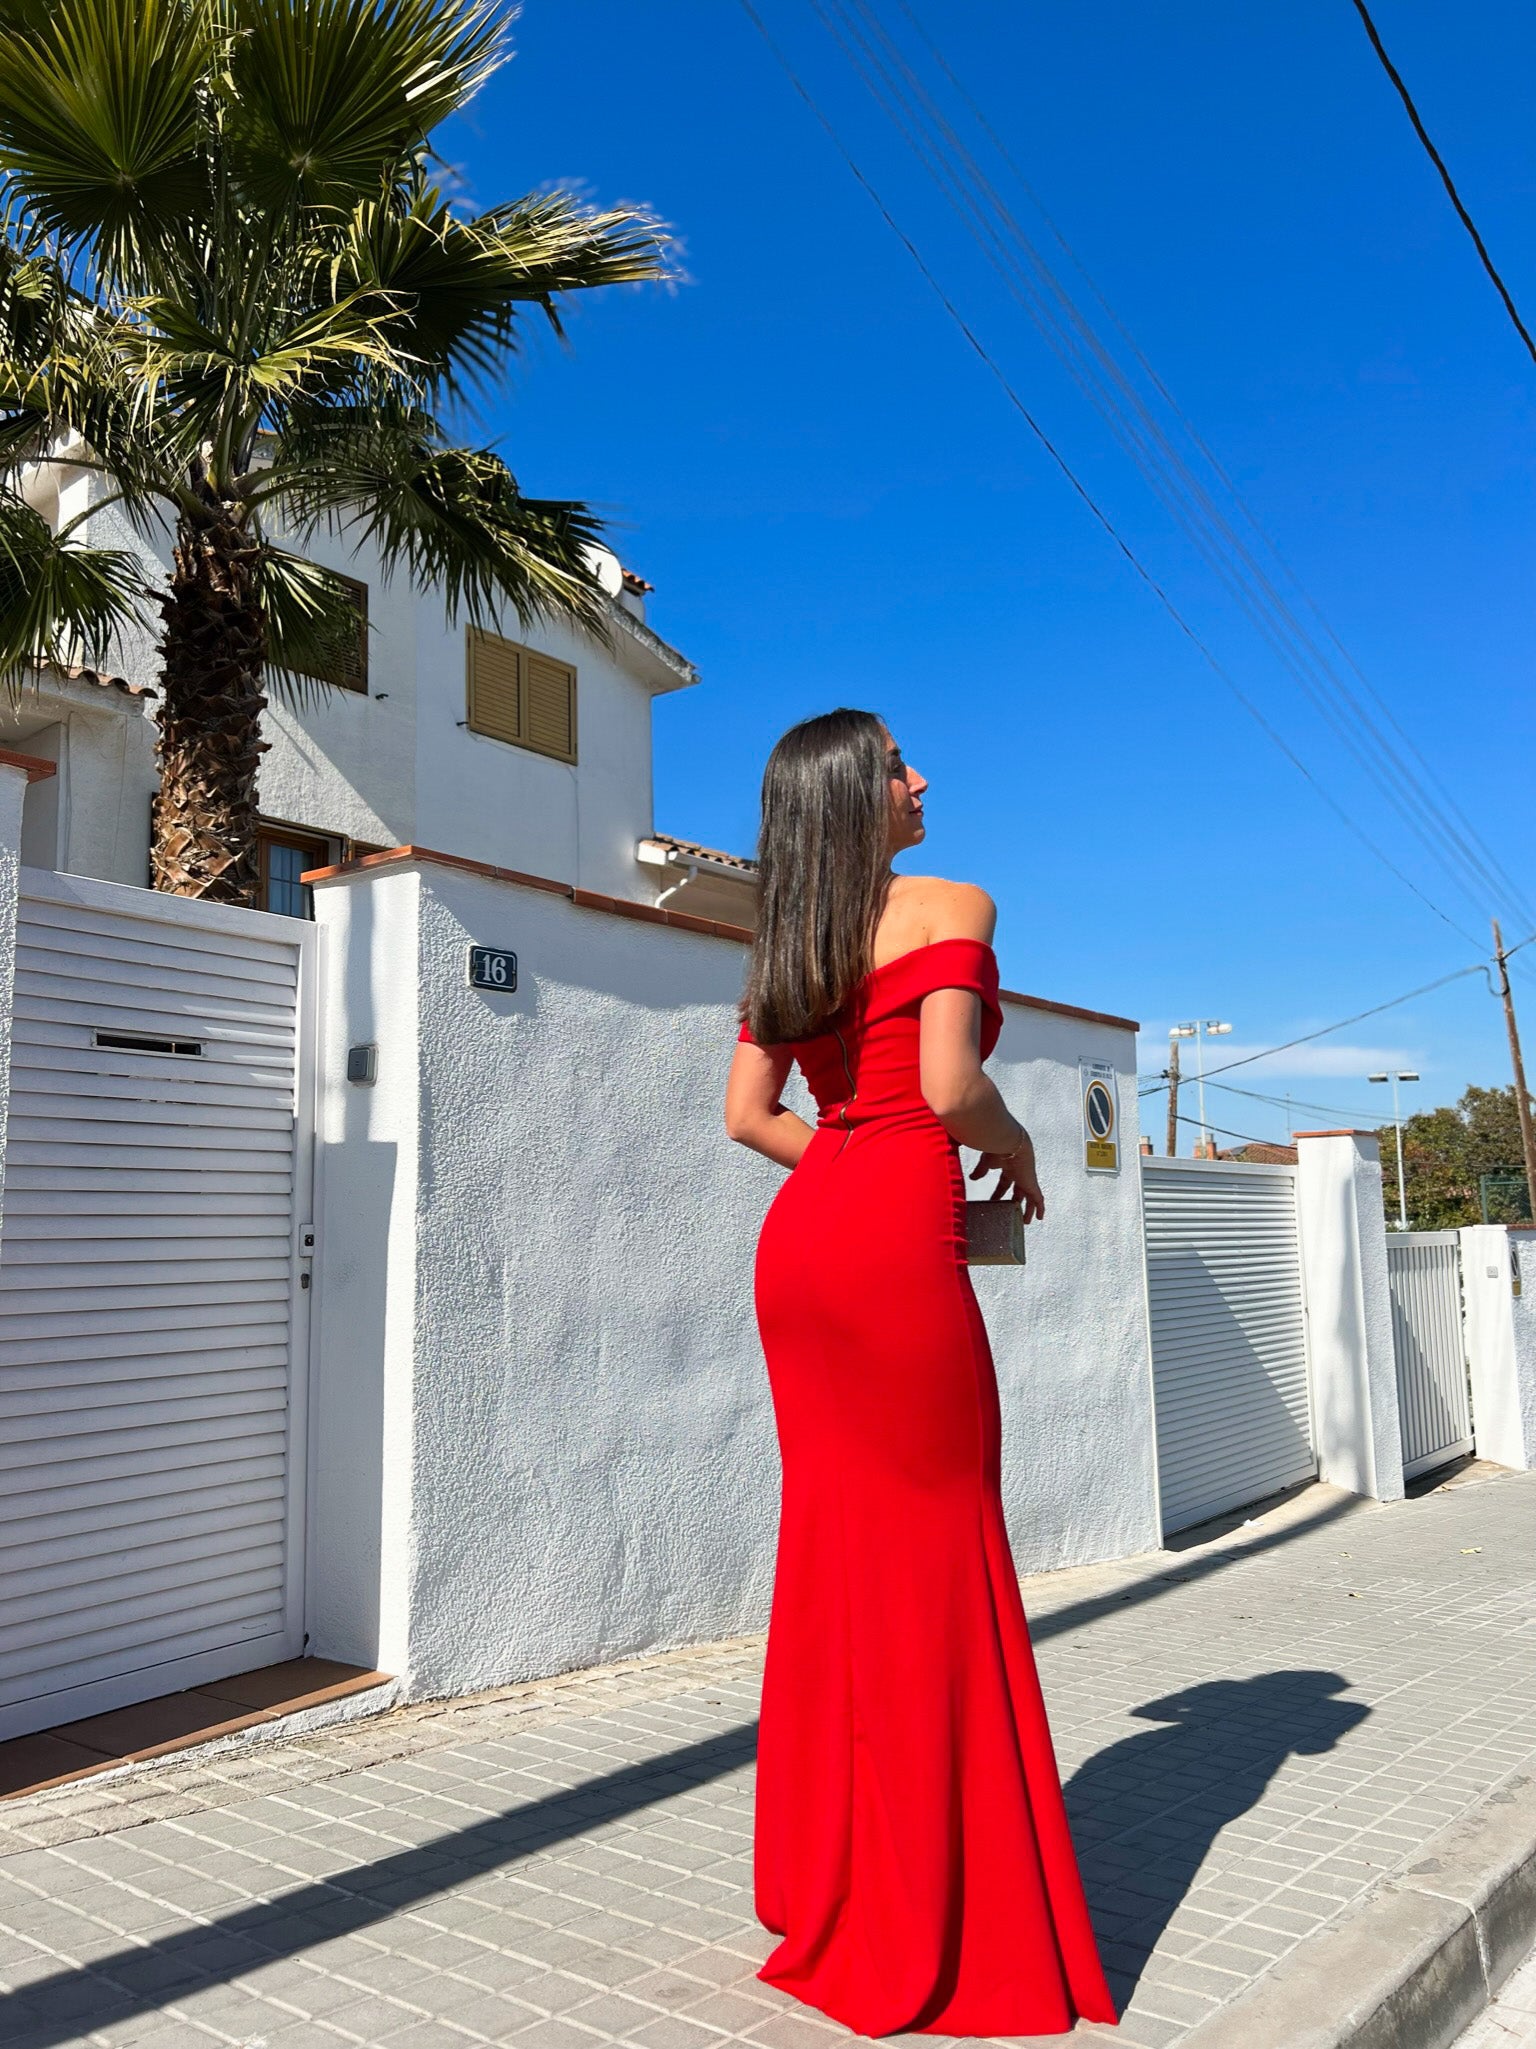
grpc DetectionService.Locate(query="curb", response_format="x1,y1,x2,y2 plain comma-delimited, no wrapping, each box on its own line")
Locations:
1162,1769,1536,2049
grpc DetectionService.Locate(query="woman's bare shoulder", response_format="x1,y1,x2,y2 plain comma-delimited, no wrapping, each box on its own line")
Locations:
886,874,996,946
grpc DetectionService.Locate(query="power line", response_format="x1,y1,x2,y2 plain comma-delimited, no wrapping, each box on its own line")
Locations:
1138,928,1536,1102
804,0,1533,932
1166,1110,1294,1150
1350,0,1536,370
734,0,1483,947
891,0,1535,928
1186,964,1485,1086
1147,1076,1390,1124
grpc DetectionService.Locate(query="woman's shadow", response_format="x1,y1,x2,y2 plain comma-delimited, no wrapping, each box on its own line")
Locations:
1064,1669,1369,2002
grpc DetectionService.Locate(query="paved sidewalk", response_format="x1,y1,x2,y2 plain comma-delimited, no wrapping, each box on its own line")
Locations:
0,1466,1531,2049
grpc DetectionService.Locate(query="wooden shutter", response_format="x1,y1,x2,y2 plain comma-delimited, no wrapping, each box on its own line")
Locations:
283,568,368,693
525,651,577,763
465,630,577,763
467,628,524,745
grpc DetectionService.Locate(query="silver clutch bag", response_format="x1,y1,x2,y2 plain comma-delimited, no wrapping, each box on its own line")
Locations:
965,1202,1027,1266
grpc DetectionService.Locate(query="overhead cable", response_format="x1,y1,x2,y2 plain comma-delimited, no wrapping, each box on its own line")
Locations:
888,0,1534,927
1138,1075,1394,1125
803,0,1533,931
1179,964,1485,1086
734,0,1483,948
1350,0,1536,370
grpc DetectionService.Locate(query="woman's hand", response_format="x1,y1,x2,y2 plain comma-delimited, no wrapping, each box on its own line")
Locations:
969,1132,1046,1224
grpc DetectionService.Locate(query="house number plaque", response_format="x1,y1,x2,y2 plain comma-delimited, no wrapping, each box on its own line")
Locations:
467,946,518,992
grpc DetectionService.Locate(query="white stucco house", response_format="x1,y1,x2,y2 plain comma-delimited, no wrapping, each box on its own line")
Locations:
4,452,759,931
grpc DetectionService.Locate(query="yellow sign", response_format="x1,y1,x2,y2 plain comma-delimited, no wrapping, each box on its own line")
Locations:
1080,1060,1121,1174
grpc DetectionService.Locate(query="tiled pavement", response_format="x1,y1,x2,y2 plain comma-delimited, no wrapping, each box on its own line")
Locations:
0,1466,1532,2049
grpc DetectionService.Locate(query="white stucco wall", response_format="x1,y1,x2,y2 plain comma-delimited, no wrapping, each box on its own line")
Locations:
1295,1131,1404,1501
305,867,423,1676
977,1007,1160,1567
1460,1224,1536,1471
0,679,158,888
307,855,1156,1698
66,472,693,901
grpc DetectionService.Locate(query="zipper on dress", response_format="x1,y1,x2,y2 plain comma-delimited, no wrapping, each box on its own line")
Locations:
832,1024,857,1154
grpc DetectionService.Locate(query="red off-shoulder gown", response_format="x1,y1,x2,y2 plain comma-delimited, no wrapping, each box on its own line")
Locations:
739,939,1117,2038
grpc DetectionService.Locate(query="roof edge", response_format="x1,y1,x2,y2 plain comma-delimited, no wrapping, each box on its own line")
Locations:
304,843,1138,1029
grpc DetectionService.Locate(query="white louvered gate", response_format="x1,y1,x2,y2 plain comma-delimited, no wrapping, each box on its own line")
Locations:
0,868,314,1742
1141,1157,1316,1534
1386,1232,1473,1480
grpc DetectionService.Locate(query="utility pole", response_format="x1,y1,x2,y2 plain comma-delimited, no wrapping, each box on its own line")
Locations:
1166,1036,1181,1157
1493,919,1536,1223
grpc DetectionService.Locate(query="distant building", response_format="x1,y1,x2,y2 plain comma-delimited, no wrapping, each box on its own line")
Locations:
1217,1140,1300,1166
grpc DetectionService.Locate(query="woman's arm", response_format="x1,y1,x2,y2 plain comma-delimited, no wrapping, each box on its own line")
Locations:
916,886,1046,1220
725,1040,816,1170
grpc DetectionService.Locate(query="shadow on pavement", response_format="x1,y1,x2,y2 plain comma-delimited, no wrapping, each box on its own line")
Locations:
0,1721,761,2046
1066,1669,1369,2006
1029,1491,1365,1647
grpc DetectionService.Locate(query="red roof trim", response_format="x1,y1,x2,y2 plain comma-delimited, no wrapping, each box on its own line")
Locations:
304,844,1139,1031
1294,1128,1380,1140
0,747,58,783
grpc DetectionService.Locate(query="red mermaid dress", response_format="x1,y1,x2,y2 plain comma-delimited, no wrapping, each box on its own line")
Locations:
740,938,1117,2037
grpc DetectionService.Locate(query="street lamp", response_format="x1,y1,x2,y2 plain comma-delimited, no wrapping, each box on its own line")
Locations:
1170,1020,1232,1155
1167,1024,1196,1156
1368,1070,1420,1231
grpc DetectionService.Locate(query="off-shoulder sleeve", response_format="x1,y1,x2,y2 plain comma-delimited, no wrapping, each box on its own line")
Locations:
736,1017,756,1044
882,937,1002,1030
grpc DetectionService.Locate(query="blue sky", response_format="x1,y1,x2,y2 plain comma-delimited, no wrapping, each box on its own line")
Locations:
441,1,1534,1149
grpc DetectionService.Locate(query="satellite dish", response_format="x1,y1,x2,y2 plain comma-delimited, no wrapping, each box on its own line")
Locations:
582,545,624,599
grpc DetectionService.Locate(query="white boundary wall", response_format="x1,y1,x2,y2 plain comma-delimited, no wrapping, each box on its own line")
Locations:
1460,1224,1536,1471
307,853,1159,1697
1295,1130,1404,1503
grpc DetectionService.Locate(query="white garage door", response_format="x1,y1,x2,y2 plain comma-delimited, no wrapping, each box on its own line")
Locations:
0,868,314,1741
1142,1156,1315,1534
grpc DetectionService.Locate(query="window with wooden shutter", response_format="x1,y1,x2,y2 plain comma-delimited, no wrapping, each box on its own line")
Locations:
466,628,577,763
287,567,369,692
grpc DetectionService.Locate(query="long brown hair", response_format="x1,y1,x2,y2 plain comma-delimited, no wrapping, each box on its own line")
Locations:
743,708,892,1044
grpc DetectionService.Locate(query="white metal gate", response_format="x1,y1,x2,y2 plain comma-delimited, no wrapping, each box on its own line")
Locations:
1142,1157,1316,1533
0,868,314,1741
1386,1232,1473,1480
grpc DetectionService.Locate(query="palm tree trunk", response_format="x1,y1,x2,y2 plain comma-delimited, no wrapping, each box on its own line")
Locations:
151,508,267,904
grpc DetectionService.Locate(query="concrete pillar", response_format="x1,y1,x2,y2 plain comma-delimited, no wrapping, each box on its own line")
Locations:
1459,1224,1536,1471
0,750,58,1252
1295,1129,1404,1502
304,860,424,1682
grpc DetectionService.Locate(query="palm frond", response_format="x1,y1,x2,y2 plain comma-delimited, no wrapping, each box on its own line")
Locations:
0,294,197,522
121,286,417,459
342,178,668,393
269,409,610,635
223,0,507,213
0,0,208,277
256,542,370,708
0,486,146,698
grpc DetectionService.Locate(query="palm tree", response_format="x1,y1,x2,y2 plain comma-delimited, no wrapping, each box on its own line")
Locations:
0,0,665,902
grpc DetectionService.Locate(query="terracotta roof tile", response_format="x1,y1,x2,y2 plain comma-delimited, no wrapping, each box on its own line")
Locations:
648,832,757,875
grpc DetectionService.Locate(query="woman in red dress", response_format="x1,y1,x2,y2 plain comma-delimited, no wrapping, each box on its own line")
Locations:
725,709,1117,2039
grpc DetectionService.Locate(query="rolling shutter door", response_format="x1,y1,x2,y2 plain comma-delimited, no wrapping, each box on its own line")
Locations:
1142,1158,1314,1534
0,870,312,1741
